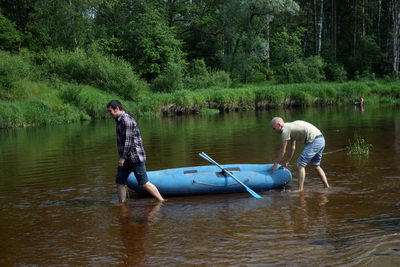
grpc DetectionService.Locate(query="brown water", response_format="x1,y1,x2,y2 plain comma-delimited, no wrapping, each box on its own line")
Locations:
0,106,399,266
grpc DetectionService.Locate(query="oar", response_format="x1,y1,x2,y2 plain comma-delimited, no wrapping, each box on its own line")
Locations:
198,152,262,199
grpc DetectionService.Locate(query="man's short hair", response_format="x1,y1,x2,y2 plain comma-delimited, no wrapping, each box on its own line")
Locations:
106,100,123,110
270,117,284,126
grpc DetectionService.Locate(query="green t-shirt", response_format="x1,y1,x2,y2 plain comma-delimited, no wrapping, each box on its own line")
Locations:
281,120,322,144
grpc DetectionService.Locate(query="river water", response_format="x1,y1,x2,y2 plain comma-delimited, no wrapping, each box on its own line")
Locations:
0,106,399,266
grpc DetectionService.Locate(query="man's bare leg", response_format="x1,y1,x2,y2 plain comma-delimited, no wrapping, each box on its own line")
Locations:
312,165,329,188
142,182,165,202
297,164,306,191
117,184,127,203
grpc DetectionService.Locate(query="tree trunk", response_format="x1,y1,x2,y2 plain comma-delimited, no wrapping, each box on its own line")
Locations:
317,0,324,56
353,0,358,57
362,0,366,36
378,0,381,47
264,20,271,69
392,0,400,74
313,0,318,55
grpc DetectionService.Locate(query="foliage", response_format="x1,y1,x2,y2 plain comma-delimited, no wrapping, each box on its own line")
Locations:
0,11,21,51
347,135,373,156
127,6,186,80
0,50,36,99
184,59,212,90
27,0,97,49
338,82,371,100
184,59,232,90
324,63,347,82
270,28,304,67
0,101,24,128
344,36,384,77
59,84,116,119
40,47,148,100
211,71,232,88
276,56,326,83
151,62,184,93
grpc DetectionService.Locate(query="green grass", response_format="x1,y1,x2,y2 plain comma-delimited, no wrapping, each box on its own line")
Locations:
347,135,373,156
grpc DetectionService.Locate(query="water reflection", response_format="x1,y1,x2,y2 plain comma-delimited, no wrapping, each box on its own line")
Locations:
118,202,162,266
1,106,400,266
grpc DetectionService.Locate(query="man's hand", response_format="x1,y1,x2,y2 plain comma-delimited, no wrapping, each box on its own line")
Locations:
269,164,278,173
283,162,289,168
118,158,125,167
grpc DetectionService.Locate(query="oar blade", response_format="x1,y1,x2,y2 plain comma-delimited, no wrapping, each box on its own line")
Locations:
246,187,262,198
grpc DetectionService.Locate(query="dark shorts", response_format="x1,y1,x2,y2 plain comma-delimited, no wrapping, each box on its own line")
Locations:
116,160,149,186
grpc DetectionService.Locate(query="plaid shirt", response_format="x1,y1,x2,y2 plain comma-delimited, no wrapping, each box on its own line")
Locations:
115,112,146,163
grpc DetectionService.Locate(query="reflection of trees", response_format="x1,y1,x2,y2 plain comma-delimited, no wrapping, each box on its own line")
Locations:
0,120,116,190
118,203,161,267
396,117,400,158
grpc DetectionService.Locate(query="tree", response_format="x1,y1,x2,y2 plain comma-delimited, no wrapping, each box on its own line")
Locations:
392,0,400,74
0,11,22,51
29,0,98,49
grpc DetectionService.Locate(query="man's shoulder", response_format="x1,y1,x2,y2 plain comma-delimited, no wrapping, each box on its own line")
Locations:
120,113,136,123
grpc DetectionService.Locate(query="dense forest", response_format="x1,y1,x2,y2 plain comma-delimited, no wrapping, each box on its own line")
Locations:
2,0,400,81
1,0,400,128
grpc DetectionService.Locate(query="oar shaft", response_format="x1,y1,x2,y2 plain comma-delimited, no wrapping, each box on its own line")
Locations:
198,152,262,199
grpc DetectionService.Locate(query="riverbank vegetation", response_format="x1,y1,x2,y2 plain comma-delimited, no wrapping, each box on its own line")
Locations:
1,1,400,128
347,135,373,156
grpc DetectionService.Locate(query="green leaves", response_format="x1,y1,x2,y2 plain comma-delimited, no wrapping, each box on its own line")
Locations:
0,12,21,51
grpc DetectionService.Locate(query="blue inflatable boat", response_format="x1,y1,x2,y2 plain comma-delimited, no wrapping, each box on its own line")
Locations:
127,163,292,196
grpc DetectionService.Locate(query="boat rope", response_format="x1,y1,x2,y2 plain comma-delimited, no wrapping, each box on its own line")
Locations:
323,148,347,155
193,178,250,187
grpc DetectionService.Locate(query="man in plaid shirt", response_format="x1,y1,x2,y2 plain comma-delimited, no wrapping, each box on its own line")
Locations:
107,100,164,203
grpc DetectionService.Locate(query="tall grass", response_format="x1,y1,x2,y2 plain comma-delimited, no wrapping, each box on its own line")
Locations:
59,84,118,119
0,101,24,128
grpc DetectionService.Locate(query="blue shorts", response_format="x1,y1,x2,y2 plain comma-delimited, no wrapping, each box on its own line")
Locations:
116,160,149,186
297,136,325,167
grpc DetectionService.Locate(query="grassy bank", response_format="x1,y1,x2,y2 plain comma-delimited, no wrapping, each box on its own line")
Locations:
1,79,399,129
1,50,400,128
130,80,400,115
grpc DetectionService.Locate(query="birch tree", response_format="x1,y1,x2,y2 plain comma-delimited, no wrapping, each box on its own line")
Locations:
392,0,400,74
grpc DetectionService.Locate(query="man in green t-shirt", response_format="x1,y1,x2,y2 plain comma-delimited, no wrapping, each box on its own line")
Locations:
269,117,329,191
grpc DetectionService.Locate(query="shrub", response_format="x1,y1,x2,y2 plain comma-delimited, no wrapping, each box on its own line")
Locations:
151,62,184,93
276,56,326,83
0,50,35,98
324,63,347,82
185,59,212,90
0,12,21,51
40,47,148,99
211,71,232,88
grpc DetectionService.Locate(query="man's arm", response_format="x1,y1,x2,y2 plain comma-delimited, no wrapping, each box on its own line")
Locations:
270,140,288,173
284,140,296,166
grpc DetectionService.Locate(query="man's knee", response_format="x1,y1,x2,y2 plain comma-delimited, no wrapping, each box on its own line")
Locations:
297,163,306,169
